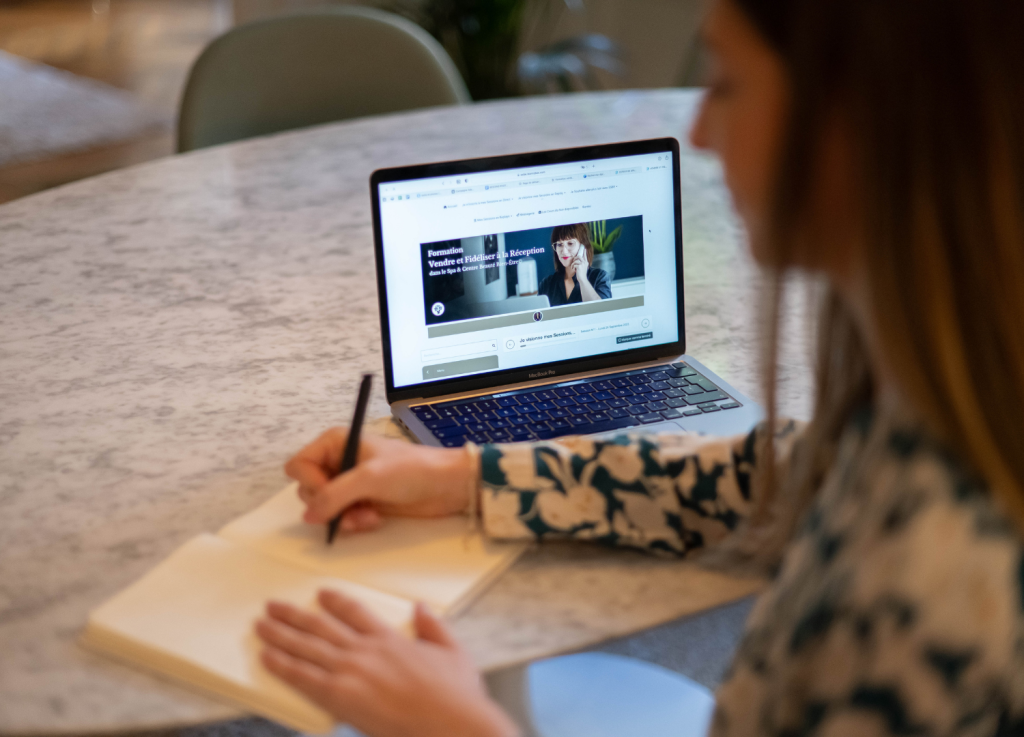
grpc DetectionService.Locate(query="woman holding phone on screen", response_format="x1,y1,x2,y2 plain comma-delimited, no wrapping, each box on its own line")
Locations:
536,223,612,306
254,0,1024,735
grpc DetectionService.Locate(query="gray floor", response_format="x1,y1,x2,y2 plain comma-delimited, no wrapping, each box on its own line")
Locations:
592,596,755,691
142,597,754,737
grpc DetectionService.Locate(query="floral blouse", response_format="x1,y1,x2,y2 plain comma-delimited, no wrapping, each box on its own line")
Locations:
477,408,1024,736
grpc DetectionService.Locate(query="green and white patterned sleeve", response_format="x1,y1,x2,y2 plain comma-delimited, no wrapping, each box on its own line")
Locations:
478,421,802,556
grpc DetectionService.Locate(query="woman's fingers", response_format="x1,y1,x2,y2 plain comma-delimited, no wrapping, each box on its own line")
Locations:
265,600,357,648
256,617,349,671
413,602,457,647
288,460,332,493
261,647,333,701
285,427,349,489
303,462,379,523
340,504,382,533
319,589,389,635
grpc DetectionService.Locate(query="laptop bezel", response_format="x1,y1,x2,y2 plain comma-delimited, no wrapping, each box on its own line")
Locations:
370,137,686,404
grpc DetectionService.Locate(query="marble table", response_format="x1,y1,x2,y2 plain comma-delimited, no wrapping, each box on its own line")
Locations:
0,90,813,735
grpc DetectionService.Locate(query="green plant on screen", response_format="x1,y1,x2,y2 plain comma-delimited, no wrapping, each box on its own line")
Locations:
590,220,622,254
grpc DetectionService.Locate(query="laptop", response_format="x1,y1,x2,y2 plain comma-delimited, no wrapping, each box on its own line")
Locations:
370,138,762,448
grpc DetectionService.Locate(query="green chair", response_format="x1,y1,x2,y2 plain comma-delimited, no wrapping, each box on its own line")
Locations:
177,6,470,153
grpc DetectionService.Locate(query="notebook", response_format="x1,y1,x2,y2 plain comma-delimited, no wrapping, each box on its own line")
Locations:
80,483,528,734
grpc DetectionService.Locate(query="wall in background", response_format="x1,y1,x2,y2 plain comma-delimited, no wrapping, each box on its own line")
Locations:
232,0,710,88
0,0,707,205
603,216,645,280
0,0,232,203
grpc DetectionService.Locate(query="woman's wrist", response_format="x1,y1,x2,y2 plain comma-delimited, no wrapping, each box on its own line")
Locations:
463,442,481,528
432,444,480,515
476,704,521,737
454,697,520,737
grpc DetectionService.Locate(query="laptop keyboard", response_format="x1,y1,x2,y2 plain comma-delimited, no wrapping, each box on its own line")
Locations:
410,361,742,447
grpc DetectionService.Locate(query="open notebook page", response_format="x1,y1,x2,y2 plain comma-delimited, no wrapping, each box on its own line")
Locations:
217,483,528,614
81,534,414,734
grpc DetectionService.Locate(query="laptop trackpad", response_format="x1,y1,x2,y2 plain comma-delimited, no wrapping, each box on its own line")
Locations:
592,420,688,439
636,420,688,434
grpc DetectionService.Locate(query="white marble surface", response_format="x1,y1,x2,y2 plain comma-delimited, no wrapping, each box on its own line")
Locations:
0,90,813,735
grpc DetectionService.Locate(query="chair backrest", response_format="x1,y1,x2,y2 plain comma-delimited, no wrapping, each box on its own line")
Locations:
177,6,470,153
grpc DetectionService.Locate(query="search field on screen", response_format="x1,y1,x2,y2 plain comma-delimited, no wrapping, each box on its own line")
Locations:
420,338,498,363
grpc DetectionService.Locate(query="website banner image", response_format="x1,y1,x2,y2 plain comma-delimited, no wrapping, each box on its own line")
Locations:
421,217,646,328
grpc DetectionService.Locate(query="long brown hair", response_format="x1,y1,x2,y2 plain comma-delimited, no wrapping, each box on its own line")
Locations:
550,223,594,275
729,0,1024,563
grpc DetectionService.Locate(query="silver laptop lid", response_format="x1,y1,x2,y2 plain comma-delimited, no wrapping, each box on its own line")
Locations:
370,138,685,404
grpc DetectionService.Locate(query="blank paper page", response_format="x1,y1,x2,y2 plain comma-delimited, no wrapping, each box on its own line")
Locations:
83,534,413,734
218,483,527,613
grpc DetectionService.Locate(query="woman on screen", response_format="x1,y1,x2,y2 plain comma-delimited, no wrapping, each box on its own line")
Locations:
536,223,612,305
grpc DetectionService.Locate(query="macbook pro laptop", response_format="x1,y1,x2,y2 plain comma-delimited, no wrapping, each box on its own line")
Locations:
370,138,762,447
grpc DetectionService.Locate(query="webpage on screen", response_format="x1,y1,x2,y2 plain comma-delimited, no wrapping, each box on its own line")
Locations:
378,152,679,389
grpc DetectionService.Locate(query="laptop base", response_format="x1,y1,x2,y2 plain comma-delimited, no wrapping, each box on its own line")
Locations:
394,355,762,447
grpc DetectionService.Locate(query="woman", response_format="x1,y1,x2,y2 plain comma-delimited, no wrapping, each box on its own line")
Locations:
254,0,1024,735
536,223,612,305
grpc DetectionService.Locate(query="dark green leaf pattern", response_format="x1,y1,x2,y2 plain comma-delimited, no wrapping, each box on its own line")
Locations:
475,407,1024,735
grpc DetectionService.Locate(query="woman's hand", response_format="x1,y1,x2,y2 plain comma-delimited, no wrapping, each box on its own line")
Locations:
285,429,475,533
256,590,519,737
568,247,590,283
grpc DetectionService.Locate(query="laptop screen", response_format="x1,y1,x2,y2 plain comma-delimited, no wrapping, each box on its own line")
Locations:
375,143,681,393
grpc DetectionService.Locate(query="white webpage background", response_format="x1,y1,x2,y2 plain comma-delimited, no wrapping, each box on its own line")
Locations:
378,152,679,390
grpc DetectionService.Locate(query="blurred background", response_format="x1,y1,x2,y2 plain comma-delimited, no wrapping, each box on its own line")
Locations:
0,0,709,204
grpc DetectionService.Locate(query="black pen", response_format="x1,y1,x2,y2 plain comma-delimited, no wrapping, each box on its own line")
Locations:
326,373,373,544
